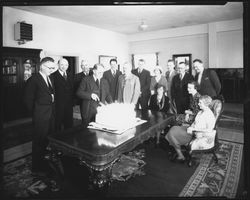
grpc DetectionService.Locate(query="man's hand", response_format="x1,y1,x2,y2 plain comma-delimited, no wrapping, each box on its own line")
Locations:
91,93,100,101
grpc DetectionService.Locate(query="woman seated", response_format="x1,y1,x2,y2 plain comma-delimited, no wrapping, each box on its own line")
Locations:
149,84,170,113
165,95,215,161
150,65,168,96
176,81,201,125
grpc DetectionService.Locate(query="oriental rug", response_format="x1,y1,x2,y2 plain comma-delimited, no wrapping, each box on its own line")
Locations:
2,149,146,198
179,140,243,198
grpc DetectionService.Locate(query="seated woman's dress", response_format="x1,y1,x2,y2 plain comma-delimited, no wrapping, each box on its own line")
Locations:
166,107,215,150
149,94,170,113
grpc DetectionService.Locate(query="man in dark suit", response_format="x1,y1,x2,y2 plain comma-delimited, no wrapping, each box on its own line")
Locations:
103,58,122,101
74,60,90,105
23,57,57,175
165,59,177,114
193,59,221,99
171,62,194,114
52,58,74,132
76,63,112,126
132,59,151,110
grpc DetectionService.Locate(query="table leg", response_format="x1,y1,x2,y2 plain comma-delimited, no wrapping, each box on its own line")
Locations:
79,158,118,190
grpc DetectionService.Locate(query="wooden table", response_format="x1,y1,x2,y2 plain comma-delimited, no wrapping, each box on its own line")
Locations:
45,110,175,189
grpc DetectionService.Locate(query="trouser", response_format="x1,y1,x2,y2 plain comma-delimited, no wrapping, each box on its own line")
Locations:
32,115,55,172
55,103,73,132
136,93,150,110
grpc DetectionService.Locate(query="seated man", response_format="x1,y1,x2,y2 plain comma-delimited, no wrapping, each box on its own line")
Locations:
149,84,170,113
165,95,215,162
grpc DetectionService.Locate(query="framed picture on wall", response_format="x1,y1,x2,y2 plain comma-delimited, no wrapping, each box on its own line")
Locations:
172,54,192,74
99,55,117,71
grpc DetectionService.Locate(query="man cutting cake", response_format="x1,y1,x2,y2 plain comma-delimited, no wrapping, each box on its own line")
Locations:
76,63,112,127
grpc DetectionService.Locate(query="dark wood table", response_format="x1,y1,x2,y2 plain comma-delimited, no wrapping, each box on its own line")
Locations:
46,110,175,189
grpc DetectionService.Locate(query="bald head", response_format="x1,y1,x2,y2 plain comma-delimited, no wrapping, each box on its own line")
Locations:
58,58,69,73
80,59,89,74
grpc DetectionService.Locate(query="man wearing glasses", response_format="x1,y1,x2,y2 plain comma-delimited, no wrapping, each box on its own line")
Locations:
23,57,57,176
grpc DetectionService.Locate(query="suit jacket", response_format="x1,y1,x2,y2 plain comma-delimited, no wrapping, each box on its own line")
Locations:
74,72,88,105
171,72,194,112
117,74,141,104
149,94,170,113
166,70,177,100
23,73,55,123
195,69,221,98
76,75,112,122
103,69,122,101
132,68,151,97
52,70,74,110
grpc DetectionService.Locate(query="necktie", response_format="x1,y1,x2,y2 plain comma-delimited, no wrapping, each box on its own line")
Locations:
63,72,67,80
166,71,170,81
47,77,54,94
96,79,99,88
179,74,183,80
112,70,116,77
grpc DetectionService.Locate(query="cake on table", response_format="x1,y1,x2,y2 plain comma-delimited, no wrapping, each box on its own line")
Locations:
96,128,136,147
88,103,146,134
95,103,138,130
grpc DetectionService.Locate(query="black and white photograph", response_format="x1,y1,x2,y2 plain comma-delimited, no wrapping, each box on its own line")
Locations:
1,1,248,199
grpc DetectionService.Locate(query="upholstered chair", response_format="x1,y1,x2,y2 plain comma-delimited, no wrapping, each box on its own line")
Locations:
186,99,224,167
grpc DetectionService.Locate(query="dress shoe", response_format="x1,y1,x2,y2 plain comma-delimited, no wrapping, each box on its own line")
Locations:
175,157,185,164
49,180,61,192
169,152,177,161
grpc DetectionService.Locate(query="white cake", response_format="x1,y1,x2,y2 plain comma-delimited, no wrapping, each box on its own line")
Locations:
96,128,136,147
95,103,137,130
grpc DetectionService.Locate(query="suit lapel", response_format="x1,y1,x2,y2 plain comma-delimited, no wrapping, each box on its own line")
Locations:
56,70,67,85
37,73,51,94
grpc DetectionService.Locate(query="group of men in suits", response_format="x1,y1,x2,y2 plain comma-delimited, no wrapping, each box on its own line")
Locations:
23,56,221,176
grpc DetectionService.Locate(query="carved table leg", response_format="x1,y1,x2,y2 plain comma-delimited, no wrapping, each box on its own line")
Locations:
79,158,118,192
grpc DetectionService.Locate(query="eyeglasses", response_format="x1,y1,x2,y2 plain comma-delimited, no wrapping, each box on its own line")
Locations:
43,64,54,70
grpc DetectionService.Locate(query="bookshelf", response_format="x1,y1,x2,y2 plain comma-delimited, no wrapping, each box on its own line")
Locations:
2,47,42,122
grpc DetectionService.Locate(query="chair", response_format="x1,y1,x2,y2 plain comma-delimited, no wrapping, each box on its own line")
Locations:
186,99,224,167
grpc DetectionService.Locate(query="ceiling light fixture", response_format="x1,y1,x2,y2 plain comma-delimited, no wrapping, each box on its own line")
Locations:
138,20,148,31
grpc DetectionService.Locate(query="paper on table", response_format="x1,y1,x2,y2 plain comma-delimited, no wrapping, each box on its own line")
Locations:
88,118,147,135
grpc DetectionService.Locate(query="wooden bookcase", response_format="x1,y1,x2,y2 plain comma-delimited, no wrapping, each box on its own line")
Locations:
2,47,42,122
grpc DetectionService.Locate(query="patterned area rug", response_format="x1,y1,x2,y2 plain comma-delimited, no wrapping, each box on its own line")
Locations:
112,149,146,182
3,149,146,198
179,140,243,198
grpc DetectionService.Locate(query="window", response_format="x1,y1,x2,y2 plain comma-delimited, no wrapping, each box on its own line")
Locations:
133,53,157,76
